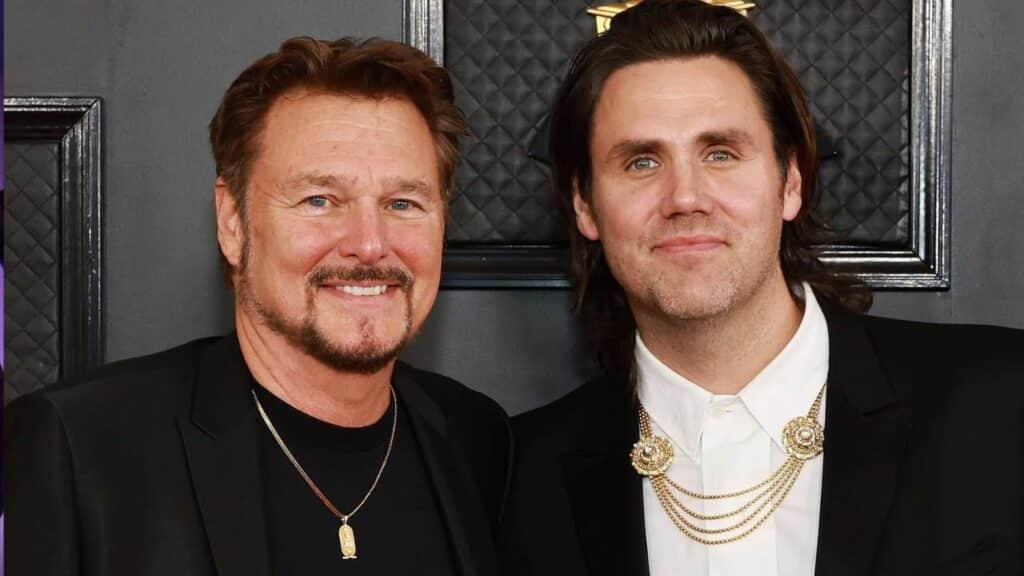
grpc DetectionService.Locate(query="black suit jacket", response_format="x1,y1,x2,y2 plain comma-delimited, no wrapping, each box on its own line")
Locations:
501,306,1024,575
6,334,512,576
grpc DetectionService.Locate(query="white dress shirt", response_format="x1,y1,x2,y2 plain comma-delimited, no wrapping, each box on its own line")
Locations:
636,286,829,576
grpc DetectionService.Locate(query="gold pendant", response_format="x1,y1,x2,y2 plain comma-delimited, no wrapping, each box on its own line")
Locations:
339,520,357,560
630,434,674,477
782,415,824,460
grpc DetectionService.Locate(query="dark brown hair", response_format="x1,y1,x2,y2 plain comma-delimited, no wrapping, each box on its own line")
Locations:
549,0,870,372
208,36,467,279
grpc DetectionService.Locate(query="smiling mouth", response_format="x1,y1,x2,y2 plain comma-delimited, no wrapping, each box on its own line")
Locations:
331,284,391,297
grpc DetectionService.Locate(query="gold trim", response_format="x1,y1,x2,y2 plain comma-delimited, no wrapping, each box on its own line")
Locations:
588,0,756,34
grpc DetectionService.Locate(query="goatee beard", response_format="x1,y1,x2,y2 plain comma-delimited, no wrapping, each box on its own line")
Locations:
238,263,416,374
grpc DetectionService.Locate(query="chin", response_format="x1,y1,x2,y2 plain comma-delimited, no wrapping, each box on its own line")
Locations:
644,281,739,322
302,330,408,374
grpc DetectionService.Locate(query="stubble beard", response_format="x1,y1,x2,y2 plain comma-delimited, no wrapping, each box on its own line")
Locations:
236,243,416,375
627,218,784,330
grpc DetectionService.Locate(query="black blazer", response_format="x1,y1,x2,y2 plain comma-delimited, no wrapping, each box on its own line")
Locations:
6,335,512,576
501,306,1024,575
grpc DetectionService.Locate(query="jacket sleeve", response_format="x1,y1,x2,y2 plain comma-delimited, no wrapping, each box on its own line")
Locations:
5,393,82,575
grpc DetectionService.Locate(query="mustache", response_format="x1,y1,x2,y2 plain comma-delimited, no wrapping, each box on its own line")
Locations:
644,217,727,244
308,265,413,289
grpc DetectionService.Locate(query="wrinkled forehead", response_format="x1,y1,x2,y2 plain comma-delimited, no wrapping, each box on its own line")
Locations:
260,89,429,149
253,90,441,185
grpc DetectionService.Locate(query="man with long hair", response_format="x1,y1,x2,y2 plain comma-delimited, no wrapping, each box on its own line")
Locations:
502,2,1024,574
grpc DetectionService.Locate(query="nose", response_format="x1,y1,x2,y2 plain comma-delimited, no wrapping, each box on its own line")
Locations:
659,160,713,218
340,201,388,264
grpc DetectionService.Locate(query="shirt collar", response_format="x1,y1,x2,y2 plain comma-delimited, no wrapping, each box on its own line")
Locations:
636,284,830,457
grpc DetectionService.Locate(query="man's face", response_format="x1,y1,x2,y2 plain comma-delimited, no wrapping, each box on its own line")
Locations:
220,90,444,373
576,56,802,330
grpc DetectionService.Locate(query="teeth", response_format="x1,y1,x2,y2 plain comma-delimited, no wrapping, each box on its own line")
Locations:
337,285,387,296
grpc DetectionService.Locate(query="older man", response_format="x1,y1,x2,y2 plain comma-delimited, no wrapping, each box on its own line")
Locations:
502,1,1024,575
7,37,509,576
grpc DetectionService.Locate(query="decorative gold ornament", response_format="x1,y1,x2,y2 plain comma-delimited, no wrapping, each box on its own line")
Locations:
631,434,675,476
783,415,825,460
635,385,825,545
588,0,757,34
338,521,357,559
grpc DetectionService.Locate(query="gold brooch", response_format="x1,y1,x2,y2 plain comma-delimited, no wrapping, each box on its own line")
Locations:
782,415,824,460
630,434,674,477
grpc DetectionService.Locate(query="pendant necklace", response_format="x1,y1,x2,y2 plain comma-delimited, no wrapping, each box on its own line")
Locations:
252,386,398,560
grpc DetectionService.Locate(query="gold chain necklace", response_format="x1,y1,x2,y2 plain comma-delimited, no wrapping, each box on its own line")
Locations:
252,387,398,560
631,385,825,545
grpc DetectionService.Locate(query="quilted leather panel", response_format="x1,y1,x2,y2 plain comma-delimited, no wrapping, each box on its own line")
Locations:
445,0,591,242
754,0,911,245
5,141,62,401
445,0,911,245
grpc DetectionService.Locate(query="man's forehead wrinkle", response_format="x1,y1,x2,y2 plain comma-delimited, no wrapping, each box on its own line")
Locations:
303,116,401,134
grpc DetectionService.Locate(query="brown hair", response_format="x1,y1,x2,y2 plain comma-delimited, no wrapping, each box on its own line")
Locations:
549,0,870,372
208,36,467,279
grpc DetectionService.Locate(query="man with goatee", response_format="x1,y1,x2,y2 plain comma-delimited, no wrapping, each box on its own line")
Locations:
7,37,509,576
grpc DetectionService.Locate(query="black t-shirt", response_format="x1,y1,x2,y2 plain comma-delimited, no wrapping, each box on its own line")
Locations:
253,383,457,575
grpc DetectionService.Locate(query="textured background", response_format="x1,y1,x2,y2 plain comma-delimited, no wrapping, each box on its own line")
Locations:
5,0,1024,414
755,0,911,245
4,142,61,399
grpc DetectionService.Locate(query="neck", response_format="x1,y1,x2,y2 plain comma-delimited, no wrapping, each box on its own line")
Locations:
235,308,394,427
637,273,803,396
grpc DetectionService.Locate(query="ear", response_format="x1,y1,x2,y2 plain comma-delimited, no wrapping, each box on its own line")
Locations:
572,180,601,241
781,154,803,222
215,178,244,268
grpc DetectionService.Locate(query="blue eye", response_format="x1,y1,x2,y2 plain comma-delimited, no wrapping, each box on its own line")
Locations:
305,195,328,208
706,150,735,162
390,199,415,211
627,157,659,171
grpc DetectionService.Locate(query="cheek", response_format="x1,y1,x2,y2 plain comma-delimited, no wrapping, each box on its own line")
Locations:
714,168,785,224
391,217,445,277
391,220,444,321
257,218,341,274
590,183,655,245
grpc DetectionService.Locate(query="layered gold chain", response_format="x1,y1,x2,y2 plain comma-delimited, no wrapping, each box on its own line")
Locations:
632,386,825,545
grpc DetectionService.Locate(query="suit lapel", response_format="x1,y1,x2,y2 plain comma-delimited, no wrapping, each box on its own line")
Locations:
394,365,498,576
561,382,650,576
815,306,909,576
178,336,272,576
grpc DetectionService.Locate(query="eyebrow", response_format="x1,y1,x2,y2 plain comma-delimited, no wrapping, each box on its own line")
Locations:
282,173,434,196
282,172,354,192
380,177,434,196
697,129,757,148
605,138,666,163
603,129,758,162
